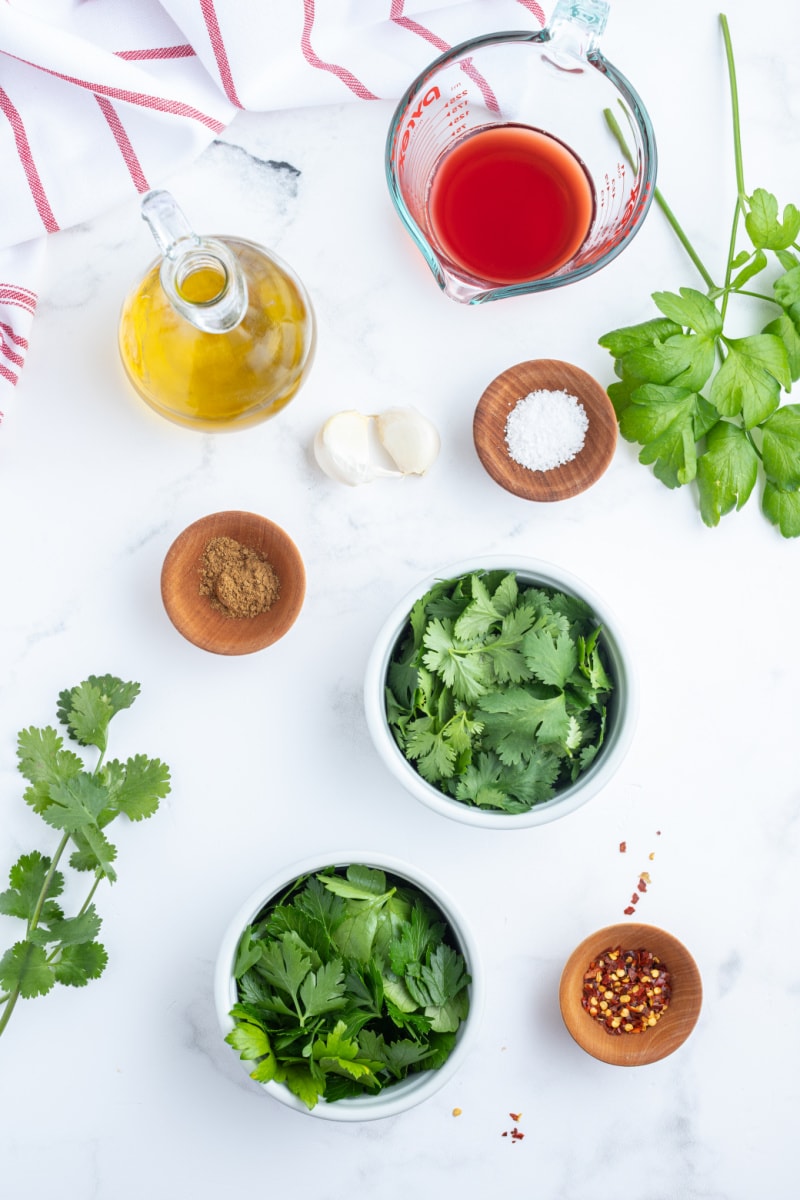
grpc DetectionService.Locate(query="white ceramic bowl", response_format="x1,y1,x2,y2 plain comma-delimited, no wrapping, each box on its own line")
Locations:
364,556,638,830
214,850,483,1121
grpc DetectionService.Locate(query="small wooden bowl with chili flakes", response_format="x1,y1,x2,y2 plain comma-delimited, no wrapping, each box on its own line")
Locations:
161,510,305,655
559,923,702,1066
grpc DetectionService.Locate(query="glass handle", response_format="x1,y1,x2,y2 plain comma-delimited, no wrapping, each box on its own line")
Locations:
141,189,200,258
547,0,609,58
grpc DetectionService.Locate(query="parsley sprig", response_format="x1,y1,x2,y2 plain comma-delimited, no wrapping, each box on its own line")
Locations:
225,864,471,1109
599,14,800,536
0,676,171,1038
385,571,614,813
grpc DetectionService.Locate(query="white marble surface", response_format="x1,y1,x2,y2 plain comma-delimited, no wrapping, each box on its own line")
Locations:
1,2,798,1195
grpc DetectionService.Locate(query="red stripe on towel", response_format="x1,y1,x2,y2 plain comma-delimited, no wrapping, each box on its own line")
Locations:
0,336,24,369
199,0,243,107
301,0,378,100
0,87,59,233
0,320,29,349
515,0,547,25
389,1,499,113
389,1,449,53
115,45,196,61
3,54,227,132
0,288,37,315
0,321,28,352
0,360,19,387
95,95,150,192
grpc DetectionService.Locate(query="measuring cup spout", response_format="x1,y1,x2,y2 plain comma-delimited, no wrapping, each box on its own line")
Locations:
140,189,248,334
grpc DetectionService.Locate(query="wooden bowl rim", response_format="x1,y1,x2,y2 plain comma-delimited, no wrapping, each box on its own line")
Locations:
558,922,702,1066
160,509,305,655
473,358,618,502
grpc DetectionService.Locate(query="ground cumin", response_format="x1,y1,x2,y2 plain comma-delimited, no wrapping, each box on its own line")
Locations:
199,535,280,619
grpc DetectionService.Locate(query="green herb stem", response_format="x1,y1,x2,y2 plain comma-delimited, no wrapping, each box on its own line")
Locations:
603,107,716,291
719,13,746,321
720,15,745,199
0,675,170,1040
0,832,72,1036
654,186,718,292
0,985,20,1037
76,874,102,918
727,288,777,305
26,832,70,937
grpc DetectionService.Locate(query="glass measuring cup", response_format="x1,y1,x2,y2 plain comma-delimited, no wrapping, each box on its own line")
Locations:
385,0,656,303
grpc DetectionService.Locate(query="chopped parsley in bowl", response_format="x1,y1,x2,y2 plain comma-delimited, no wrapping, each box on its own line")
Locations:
214,852,482,1121
364,557,637,829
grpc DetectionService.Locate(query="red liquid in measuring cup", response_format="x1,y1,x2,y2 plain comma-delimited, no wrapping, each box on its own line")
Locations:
427,125,594,285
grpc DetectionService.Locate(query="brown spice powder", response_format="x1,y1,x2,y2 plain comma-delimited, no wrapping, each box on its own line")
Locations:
199,535,280,619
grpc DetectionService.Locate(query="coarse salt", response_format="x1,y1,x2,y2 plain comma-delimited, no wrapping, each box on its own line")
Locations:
504,388,589,472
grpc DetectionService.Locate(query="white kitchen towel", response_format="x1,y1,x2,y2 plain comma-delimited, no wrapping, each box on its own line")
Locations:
0,0,545,415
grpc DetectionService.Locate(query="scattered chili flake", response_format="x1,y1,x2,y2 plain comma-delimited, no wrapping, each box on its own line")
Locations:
618,841,654,913
619,841,627,853
501,1113,526,1144
581,946,672,1034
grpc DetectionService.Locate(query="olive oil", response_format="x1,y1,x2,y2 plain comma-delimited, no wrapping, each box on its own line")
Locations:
119,238,315,431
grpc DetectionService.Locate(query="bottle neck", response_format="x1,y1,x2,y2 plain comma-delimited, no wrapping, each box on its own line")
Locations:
141,189,248,333
159,238,248,333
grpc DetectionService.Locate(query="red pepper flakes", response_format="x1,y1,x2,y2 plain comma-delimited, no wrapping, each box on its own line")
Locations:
619,840,627,853
581,946,672,1034
502,1113,525,1143
638,877,648,893
629,893,639,905
623,906,636,915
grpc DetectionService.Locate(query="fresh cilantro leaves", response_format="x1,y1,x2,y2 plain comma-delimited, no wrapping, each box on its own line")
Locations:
225,865,471,1109
599,16,800,537
385,571,614,813
0,677,170,1037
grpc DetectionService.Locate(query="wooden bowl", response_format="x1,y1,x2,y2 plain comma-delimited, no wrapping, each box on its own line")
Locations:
161,511,305,655
559,922,702,1066
473,359,618,501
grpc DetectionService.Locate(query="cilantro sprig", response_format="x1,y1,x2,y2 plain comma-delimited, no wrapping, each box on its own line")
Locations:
599,14,800,536
385,570,614,813
0,676,170,1038
225,864,471,1109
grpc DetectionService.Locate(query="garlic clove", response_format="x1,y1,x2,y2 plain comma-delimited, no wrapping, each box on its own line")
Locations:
313,409,401,487
374,406,441,476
